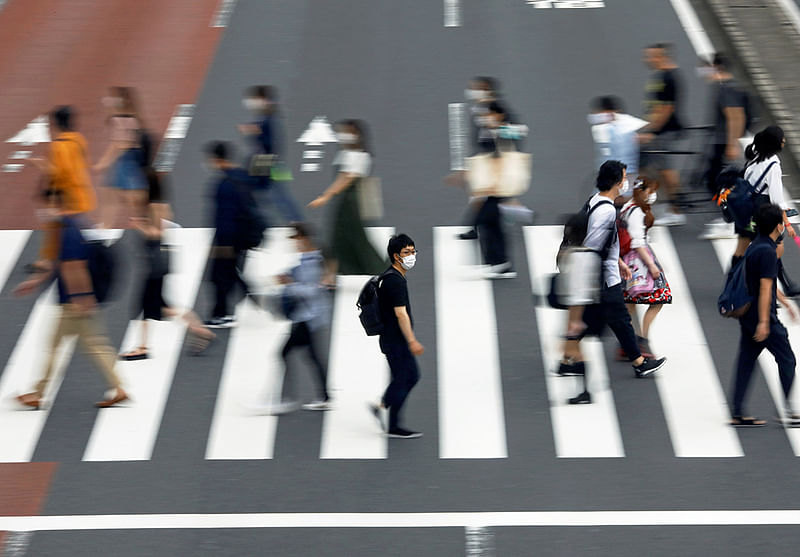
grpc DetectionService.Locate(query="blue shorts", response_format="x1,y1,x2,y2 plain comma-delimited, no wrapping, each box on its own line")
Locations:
110,149,146,191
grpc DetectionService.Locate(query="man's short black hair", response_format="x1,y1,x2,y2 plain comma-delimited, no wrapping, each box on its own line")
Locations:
712,52,728,70
246,85,277,101
205,141,232,161
592,96,623,113
52,106,73,131
596,160,627,192
647,42,673,55
754,203,784,237
387,234,415,263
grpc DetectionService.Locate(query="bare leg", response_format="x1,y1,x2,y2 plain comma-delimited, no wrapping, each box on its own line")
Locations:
733,236,751,258
641,304,663,340
626,303,642,337
661,169,682,214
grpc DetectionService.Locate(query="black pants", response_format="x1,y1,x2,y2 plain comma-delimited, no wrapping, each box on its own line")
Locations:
732,320,796,417
210,248,249,318
381,341,420,431
282,321,329,401
475,196,508,266
582,283,642,361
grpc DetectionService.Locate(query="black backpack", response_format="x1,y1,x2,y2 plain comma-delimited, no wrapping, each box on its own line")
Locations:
357,269,393,336
86,240,117,304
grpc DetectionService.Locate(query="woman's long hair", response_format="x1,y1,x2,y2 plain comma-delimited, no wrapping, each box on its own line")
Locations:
745,125,784,164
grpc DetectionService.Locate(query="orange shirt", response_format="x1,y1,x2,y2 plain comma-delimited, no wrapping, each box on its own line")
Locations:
49,132,95,214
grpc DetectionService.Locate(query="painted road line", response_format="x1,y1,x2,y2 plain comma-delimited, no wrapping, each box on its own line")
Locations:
211,0,237,27
448,103,467,172
152,104,194,173
206,229,298,460
2,531,32,556
0,286,76,462
83,228,213,461
523,226,624,457
0,230,31,293
320,227,394,459
669,0,714,58
644,228,742,456
465,526,495,556
11,510,800,530
712,238,800,454
435,226,507,459
528,1,605,7
444,0,461,27
774,0,800,39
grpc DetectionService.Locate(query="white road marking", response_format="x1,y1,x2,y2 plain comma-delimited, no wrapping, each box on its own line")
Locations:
153,104,194,173
83,228,213,461
10,151,32,160
205,229,298,460
444,0,461,27
668,0,714,59
2,164,23,173
435,227,507,459
448,103,467,172
4,116,50,145
644,228,743,456
2,531,32,557
303,150,322,159
0,230,31,293
320,227,394,459
711,239,800,454
9,510,800,530
0,286,76,462
774,0,800,38
301,163,320,172
297,116,338,146
465,526,494,556
523,225,624,457
210,0,237,27
528,0,605,8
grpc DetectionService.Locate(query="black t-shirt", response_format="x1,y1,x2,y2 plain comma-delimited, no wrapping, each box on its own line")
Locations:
378,267,412,346
713,78,747,145
742,236,778,328
644,69,683,134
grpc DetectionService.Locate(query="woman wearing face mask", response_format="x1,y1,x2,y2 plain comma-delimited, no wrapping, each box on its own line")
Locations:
238,85,303,223
307,120,385,277
619,179,672,359
94,86,148,227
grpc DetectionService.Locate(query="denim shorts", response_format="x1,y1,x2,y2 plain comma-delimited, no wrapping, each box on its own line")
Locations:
111,149,146,191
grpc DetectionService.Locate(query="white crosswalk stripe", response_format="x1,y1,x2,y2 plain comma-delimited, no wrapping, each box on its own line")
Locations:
2,225,799,462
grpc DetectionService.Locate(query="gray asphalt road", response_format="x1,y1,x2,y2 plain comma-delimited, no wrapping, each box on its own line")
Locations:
6,0,800,555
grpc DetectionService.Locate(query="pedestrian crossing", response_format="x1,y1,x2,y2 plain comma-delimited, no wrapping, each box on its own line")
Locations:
1,225,800,463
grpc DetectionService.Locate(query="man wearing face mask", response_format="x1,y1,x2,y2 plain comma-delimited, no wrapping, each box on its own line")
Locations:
588,96,641,182
730,203,799,427
559,161,666,404
369,234,424,439
238,85,303,223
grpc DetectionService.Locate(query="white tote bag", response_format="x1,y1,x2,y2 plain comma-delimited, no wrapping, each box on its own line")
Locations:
465,151,531,197
357,176,384,221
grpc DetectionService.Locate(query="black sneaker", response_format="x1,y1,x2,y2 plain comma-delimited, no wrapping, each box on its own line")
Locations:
556,360,585,377
387,427,423,439
568,391,592,405
204,317,229,329
458,229,478,240
634,356,666,378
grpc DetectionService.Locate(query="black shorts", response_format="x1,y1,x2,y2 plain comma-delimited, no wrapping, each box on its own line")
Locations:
140,277,165,321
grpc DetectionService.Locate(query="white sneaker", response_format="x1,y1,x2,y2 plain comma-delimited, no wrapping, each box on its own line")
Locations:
654,212,687,227
302,400,331,411
699,221,736,240
247,400,300,415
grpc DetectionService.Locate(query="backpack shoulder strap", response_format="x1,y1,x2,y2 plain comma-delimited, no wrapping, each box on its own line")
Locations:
586,197,614,217
753,161,778,194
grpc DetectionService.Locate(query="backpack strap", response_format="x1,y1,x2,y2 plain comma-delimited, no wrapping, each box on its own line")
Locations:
752,160,778,195
586,198,616,258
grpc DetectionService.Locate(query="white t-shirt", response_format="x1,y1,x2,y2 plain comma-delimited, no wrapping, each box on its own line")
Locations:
584,193,620,287
621,200,647,250
333,149,371,177
744,155,785,210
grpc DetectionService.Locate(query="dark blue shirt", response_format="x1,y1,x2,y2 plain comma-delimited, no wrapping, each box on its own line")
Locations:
250,114,282,157
57,216,90,304
742,235,779,328
210,168,254,247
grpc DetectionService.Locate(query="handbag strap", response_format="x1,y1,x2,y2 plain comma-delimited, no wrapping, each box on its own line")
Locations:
752,160,778,195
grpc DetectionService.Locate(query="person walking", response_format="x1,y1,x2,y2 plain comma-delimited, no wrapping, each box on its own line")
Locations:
369,234,424,439
26,106,97,274
204,141,264,328
557,161,667,405
638,43,686,226
308,119,385,276
14,206,128,409
730,203,799,427
619,179,672,359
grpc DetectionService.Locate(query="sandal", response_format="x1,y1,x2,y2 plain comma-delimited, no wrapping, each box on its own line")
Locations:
16,392,42,410
119,349,149,361
730,416,767,428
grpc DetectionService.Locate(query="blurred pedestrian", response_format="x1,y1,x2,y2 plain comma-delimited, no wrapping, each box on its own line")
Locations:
588,96,640,183
370,234,423,439
204,141,265,328
639,43,686,226
119,171,214,360
308,119,385,277
238,85,303,223
26,106,96,274
13,196,128,409
619,178,671,359
730,203,799,427
94,86,149,228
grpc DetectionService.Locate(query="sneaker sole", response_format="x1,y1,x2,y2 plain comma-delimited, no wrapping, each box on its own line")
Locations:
554,371,585,377
387,433,423,439
635,359,666,378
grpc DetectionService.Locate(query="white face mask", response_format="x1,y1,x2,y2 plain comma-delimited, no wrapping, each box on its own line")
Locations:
465,88,489,102
336,132,358,144
243,98,266,111
647,192,658,205
400,254,416,270
587,112,613,125
618,178,631,196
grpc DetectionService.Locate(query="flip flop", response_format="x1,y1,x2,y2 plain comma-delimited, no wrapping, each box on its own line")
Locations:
730,416,767,428
119,351,148,361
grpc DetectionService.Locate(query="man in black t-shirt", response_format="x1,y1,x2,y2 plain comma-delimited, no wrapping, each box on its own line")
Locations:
369,234,424,439
640,43,686,226
731,204,799,427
